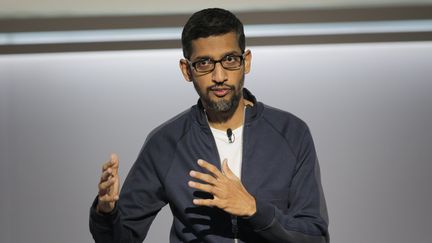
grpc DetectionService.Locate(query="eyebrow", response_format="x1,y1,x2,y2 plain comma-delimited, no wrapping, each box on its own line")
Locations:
192,51,242,61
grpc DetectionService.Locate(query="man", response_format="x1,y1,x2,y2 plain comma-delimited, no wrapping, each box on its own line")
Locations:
90,8,329,243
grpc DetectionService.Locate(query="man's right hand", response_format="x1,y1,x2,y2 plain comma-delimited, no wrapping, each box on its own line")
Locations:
96,153,120,214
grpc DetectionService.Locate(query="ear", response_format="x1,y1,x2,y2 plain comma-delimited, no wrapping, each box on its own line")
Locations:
179,59,193,82
243,49,252,74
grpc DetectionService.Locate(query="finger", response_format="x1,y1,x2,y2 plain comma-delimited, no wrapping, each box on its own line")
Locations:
102,160,114,171
189,170,217,185
98,194,119,203
222,159,238,180
188,181,218,195
197,159,223,179
102,153,119,172
99,177,116,192
110,153,119,173
100,168,113,183
193,198,216,207
111,176,120,198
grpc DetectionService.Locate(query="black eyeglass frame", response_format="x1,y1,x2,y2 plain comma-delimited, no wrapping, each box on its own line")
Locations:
186,52,246,74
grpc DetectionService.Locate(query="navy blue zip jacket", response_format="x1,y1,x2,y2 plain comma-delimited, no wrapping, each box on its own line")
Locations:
89,88,329,243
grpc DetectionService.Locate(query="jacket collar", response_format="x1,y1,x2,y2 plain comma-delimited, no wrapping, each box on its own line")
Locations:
192,88,263,128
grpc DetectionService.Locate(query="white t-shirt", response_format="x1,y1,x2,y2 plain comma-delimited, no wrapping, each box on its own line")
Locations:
209,125,244,179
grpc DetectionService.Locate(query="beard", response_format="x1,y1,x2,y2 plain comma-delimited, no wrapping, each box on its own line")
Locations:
193,75,244,122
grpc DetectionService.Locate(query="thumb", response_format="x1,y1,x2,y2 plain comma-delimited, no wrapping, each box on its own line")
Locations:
222,159,237,180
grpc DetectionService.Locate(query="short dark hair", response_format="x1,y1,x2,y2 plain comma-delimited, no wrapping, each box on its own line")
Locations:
181,8,245,59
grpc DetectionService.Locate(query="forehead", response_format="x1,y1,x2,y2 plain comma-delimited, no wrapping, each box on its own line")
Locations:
190,32,242,59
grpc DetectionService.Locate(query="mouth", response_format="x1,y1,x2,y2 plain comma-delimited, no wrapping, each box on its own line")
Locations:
209,86,232,98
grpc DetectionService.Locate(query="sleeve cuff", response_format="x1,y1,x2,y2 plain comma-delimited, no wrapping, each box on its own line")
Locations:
240,198,275,231
89,196,119,225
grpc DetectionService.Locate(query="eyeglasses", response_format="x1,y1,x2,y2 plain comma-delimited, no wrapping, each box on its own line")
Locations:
187,53,246,73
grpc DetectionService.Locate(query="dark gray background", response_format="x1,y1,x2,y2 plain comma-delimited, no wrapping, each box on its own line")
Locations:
1,41,431,242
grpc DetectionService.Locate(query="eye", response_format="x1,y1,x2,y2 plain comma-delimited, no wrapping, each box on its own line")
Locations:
224,55,237,63
194,59,212,68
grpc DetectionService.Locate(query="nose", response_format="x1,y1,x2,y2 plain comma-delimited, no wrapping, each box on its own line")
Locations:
211,62,228,83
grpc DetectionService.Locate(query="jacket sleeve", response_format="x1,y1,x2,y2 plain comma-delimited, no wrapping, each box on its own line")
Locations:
241,127,329,243
89,142,168,243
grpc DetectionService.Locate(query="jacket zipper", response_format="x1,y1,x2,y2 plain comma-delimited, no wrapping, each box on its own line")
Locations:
233,107,248,243
205,106,249,243
231,215,238,241
210,132,238,243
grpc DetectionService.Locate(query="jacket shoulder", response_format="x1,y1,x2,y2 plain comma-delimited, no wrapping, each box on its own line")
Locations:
260,104,311,155
132,107,193,180
145,107,193,146
261,104,309,134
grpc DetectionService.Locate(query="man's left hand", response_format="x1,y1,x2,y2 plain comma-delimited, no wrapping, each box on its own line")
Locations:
188,159,257,217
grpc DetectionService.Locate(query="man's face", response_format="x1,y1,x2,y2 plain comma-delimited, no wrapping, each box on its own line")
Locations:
180,32,251,114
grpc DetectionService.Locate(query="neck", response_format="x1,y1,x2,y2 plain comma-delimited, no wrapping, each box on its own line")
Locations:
206,97,252,131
